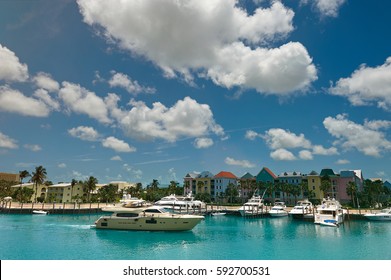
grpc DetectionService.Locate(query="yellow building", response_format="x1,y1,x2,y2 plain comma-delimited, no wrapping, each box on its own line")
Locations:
11,182,47,202
195,171,214,195
306,171,322,200
47,183,84,203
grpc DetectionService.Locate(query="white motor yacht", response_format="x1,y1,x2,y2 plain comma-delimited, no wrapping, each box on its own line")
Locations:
238,195,265,217
154,193,204,209
314,198,345,226
364,208,391,221
120,194,150,208
93,205,204,231
269,202,288,217
289,199,314,219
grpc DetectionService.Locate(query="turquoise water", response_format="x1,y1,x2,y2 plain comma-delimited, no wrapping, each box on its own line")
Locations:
1,213,390,260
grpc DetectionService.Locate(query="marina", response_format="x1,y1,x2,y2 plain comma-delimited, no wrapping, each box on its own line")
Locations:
1,208,391,260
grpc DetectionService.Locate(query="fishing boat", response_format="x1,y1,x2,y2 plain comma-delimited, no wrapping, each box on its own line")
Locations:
93,205,204,231
238,195,265,217
314,198,345,226
364,208,391,221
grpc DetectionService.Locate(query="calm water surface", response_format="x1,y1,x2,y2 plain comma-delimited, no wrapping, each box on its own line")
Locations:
1,213,390,260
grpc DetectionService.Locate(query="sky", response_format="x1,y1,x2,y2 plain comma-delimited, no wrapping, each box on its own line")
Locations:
0,0,391,186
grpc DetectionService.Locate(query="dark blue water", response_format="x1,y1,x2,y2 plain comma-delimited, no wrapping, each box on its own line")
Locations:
1,214,390,260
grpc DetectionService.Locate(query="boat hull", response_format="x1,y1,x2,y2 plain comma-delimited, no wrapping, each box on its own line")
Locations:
269,211,288,217
94,215,204,231
364,215,391,221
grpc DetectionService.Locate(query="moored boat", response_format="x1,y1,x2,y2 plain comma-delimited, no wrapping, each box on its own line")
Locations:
93,205,204,231
289,199,314,219
154,193,204,209
238,195,265,217
364,208,391,221
32,210,48,215
269,202,288,217
314,198,345,226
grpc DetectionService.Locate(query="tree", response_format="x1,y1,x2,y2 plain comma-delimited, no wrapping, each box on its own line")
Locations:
83,176,98,202
31,166,47,203
71,179,77,202
346,181,358,208
19,170,30,202
168,181,179,195
98,184,117,203
225,183,238,203
320,175,331,199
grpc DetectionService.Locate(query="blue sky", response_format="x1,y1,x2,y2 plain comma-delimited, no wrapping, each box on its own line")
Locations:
1,0,391,186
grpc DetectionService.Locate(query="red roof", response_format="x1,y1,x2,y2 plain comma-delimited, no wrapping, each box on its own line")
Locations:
263,167,277,179
214,171,237,179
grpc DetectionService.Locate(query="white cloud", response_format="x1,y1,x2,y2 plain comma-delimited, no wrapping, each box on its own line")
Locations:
68,126,100,141
323,114,391,157
301,0,346,17
270,148,296,161
330,57,391,110
312,145,339,155
225,157,255,168
245,130,260,140
0,44,29,82
78,0,317,95
102,136,136,153
33,89,60,111
263,128,312,150
299,150,313,160
109,71,156,95
0,85,50,117
33,72,60,92
59,81,112,124
110,155,122,161
194,137,214,149
24,144,41,152
336,159,350,165
0,132,18,149
58,163,67,168
112,96,224,142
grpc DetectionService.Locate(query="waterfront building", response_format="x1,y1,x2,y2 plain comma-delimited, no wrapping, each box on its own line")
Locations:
278,171,304,205
195,171,214,197
11,182,46,202
0,172,19,183
239,172,256,199
338,170,364,204
256,167,278,202
305,170,322,201
46,182,85,203
183,172,200,195
214,171,238,199
319,168,339,199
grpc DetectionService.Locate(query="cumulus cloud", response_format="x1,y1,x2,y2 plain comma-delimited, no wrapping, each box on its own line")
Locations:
59,81,112,124
245,130,260,140
0,132,18,149
225,157,255,168
323,114,391,157
110,155,122,161
263,128,312,150
270,148,296,161
111,96,224,142
68,126,100,141
102,136,136,153
255,128,338,161
78,0,317,95
193,137,214,149
336,159,350,165
109,71,156,95
301,0,346,17
33,89,61,111
33,72,60,92
0,85,50,117
0,44,29,82
58,163,67,168
330,57,391,110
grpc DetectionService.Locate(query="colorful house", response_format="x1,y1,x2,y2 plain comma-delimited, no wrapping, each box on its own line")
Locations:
195,171,214,197
239,172,256,198
214,171,238,199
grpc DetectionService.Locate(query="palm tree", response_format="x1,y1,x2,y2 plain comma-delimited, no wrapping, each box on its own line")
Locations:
19,170,30,202
320,175,332,199
31,166,47,203
83,176,98,202
71,179,77,203
346,181,358,208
